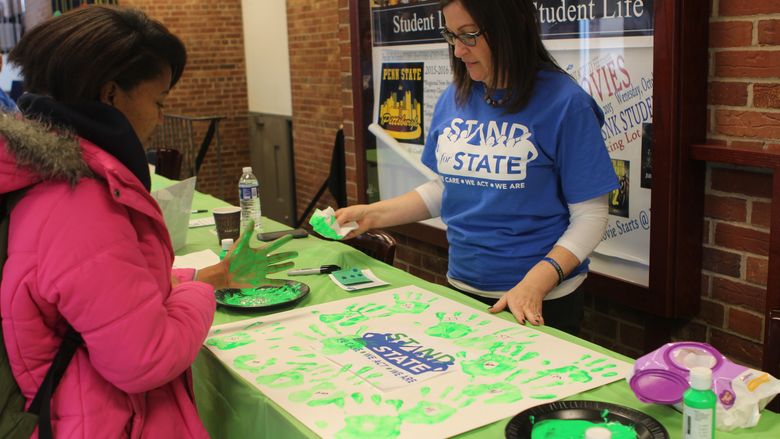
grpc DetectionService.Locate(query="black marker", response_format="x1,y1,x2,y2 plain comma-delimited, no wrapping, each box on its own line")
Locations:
191,209,208,214
287,265,341,276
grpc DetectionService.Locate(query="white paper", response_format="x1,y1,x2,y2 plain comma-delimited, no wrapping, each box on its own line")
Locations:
151,177,196,251
173,249,220,270
328,268,390,291
189,216,216,228
205,286,632,439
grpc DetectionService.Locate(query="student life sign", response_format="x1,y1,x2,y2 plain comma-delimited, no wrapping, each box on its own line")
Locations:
535,0,654,39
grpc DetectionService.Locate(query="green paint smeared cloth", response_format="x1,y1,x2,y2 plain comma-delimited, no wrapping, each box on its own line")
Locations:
309,207,357,240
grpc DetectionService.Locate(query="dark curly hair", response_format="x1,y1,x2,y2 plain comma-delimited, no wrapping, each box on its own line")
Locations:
9,5,186,103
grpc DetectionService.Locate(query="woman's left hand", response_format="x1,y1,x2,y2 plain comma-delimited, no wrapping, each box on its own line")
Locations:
195,220,298,289
489,282,546,326
223,220,298,287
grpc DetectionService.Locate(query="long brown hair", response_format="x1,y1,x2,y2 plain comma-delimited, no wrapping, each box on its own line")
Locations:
439,0,565,113
10,5,186,103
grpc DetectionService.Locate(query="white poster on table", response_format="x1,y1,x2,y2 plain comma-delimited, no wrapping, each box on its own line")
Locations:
205,286,632,438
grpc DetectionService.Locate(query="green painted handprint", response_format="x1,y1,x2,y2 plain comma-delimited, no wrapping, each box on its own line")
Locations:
315,303,387,327
289,382,348,408
454,327,528,350
226,220,298,287
233,354,276,374
425,311,490,339
332,386,477,438
205,332,254,350
461,382,524,404
460,341,539,378
398,386,474,425
256,369,306,388
335,415,401,439
294,323,368,355
520,354,620,387
380,291,438,316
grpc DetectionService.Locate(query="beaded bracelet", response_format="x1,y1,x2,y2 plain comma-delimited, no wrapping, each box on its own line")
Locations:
542,257,565,285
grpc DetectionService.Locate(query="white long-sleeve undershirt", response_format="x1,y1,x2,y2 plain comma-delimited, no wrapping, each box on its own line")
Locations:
414,179,609,300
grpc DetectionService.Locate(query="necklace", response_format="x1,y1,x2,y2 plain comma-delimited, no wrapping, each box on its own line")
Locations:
483,90,511,107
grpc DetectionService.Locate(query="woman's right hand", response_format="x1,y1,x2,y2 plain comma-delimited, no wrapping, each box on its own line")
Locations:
335,191,433,240
335,204,375,239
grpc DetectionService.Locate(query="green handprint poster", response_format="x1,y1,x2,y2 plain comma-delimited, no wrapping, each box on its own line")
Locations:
204,285,631,438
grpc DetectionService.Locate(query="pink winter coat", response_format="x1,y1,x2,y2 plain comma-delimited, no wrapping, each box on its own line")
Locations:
0,117,215,438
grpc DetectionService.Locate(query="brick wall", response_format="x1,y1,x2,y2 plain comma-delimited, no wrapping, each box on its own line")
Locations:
578,0,780,366
123,0,250,202
691,0,779,367
287,0,345,222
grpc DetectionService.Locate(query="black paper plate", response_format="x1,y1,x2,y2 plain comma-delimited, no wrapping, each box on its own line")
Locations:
505,400,669,439
215,280,309,310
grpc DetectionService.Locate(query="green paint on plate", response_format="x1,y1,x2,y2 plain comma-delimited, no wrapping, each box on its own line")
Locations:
531,419,637,439
220,283,302,307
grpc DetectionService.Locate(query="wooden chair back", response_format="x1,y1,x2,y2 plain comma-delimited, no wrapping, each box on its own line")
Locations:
343,229,397,265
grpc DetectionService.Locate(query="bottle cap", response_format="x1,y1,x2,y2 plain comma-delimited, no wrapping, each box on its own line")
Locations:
689,366,712,390
585,427,612,439
242,166,252,173
221,238,234,251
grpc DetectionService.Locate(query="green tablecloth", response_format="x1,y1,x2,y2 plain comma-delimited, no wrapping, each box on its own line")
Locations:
162,177,780,438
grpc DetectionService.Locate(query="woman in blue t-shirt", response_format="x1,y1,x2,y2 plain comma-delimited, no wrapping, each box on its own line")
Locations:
336,0,618,335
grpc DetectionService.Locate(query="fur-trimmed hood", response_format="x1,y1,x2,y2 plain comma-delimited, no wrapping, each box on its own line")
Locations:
0,113,93,194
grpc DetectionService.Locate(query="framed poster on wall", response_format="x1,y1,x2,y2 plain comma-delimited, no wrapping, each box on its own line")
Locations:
348,0,708,322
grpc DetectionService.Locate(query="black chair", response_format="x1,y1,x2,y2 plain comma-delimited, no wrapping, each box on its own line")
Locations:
295,127,346,228
148,114,224,181
147,148,183,180
342,229,397,266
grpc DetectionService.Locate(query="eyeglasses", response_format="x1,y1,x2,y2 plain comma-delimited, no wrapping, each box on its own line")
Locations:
440,28,485,47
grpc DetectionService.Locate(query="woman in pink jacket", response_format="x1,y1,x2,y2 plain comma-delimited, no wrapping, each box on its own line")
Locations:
0,6,294,438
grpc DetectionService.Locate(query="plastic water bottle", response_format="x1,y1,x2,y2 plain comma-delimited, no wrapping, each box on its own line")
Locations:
682,367,716,439
238,166,262,233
